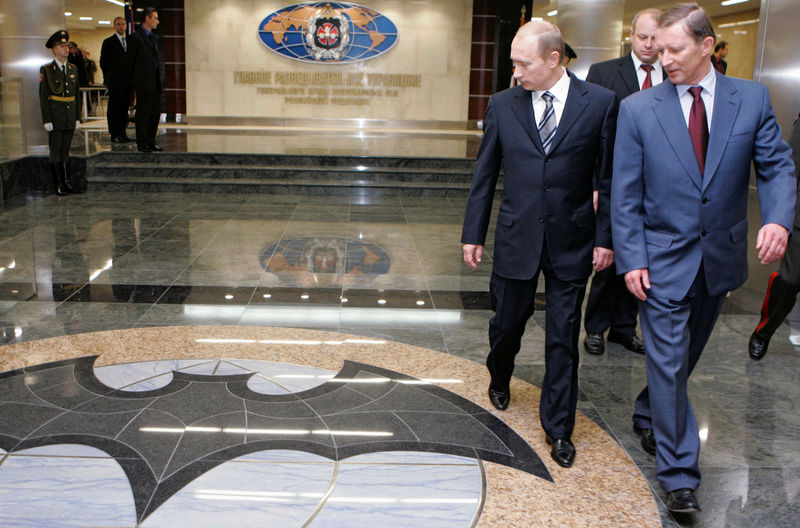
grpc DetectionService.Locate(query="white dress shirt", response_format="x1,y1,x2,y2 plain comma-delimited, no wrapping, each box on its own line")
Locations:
532,67,571,128
676,65,716,131
630,52,663,89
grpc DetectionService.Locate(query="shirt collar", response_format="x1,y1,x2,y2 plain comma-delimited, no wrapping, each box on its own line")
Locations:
630,52,660,73
534,67,570,103
142,27,152,37
676,63,716,98
54,58,68,67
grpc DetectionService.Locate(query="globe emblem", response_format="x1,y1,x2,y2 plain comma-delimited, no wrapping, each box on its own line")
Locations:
259,2,398,64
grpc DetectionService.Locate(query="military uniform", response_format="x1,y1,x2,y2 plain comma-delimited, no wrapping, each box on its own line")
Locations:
40,30,81,195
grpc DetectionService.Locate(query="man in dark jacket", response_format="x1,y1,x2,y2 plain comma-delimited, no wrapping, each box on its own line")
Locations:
101,16,133,143
126,7,162,152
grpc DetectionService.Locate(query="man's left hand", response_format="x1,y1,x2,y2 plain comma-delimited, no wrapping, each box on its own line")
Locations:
756,223,789,265
593,247,614,272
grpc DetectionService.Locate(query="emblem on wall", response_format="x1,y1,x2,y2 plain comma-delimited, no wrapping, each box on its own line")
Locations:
259,2,398,63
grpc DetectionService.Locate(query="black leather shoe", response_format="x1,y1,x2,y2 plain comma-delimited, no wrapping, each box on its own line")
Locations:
488,388,510,411
111,136,126,143
666,488,701,513
545,435,576,468
749,332,770,361
149,144,163,152
137,145,153,153
633,424,656,455
583,333,604,355
608,332,646,354
121,135,134,142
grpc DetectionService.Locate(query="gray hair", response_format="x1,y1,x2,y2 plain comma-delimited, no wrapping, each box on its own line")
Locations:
658,3,716,44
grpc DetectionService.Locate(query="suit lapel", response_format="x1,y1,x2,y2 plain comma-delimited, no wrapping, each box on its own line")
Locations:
511,87,545,154
703,72,740,190
653,81,703,190
619,56,639,96
547,75,588,154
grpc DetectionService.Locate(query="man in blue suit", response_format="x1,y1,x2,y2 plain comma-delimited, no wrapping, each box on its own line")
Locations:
461,20,617,469
612,3,795,513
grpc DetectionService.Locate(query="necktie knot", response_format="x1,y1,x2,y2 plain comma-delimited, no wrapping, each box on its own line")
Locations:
641,64,654,73
541,91,554,104
689,86,703,100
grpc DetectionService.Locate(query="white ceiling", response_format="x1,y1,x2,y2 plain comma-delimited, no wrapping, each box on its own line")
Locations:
64,0,126,31
63,0,762,32
532,0,761,26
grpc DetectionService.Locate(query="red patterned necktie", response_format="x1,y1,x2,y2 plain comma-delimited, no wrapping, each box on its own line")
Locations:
641,64,654,90
688,86,708,176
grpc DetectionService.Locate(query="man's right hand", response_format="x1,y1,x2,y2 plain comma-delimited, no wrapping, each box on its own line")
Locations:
463,244,484,269
43,123,53,132
624,268,651,301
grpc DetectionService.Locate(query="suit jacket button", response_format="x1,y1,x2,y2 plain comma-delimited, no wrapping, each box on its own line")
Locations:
702,230,708,237
545,157,551,163
539,216,545,223
544,185,550,191
702,198,709,204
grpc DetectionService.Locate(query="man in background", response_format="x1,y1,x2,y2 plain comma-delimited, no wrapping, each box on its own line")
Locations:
711,40,728,74
40,30,80,195
127,7,163,152
101,16,133,143
580,8,663,359
748,113,800,361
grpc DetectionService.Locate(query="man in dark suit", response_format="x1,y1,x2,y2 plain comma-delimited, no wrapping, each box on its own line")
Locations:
126,7,162,152
100,16,133,143
580,8,664,357
461,20,617,469
711,40,728,74
748,114,800,360
612,4,795,513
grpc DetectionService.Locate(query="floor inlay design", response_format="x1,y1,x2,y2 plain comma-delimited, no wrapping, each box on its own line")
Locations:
0,326,660,527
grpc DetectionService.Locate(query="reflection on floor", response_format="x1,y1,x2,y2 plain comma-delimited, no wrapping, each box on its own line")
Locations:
1,127,799,527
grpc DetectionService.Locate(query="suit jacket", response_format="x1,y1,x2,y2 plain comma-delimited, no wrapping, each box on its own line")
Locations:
39,60,80,129
461,73,618,282
100,33,130,88
711,55,727,75
585,54,666,102
126,28,161,93
611,72,796,299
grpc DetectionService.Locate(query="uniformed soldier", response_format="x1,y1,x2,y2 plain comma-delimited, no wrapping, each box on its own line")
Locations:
40,30,81,195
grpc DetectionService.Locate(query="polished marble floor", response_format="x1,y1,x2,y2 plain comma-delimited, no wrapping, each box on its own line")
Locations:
0,130,799,526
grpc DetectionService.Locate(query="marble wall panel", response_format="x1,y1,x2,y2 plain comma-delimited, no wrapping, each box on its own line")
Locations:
185,0,474,121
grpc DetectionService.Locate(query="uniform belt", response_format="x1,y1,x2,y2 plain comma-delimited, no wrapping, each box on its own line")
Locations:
49,95,75,102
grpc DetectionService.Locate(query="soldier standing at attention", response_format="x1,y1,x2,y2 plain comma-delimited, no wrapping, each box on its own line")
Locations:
40,30,80,195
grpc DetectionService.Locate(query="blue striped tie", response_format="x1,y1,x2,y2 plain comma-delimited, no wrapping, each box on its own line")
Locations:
538,91,557,154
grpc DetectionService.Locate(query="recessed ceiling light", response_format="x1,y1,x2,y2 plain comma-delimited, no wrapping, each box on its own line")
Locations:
547,10,558,17
65,12,72,16
79,17,93,21
721,0,748,6
98,21,112,25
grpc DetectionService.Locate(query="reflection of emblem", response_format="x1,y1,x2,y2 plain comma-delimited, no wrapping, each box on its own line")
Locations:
261,236,390,287
305,7,350,60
